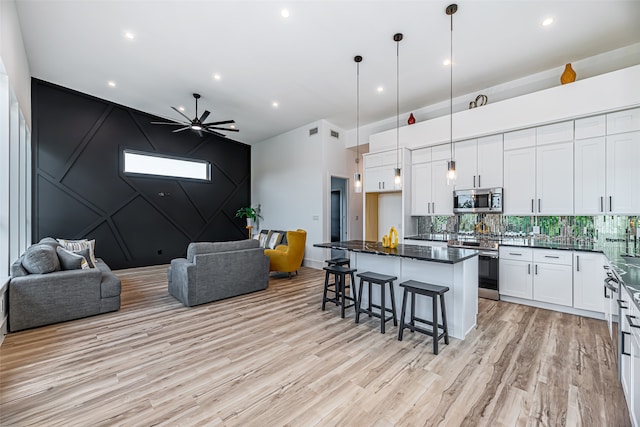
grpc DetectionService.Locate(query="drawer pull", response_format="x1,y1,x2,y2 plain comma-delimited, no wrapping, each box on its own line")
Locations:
509,253,522,256
544,255,560,259
622,331,631,356
627,315,640,329
617,299,629,310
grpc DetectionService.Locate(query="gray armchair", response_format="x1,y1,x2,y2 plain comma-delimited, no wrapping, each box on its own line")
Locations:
168,239,270,307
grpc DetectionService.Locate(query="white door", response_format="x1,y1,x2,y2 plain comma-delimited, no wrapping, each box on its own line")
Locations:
477,134,503,188
536,141,574,215
574,137,606,215
431,159,454,215
454,139,477,189
411,163,430,215
606,131,640,214
503,147,536,215
499,259,533,299
573,252,606,313
533,262,573,307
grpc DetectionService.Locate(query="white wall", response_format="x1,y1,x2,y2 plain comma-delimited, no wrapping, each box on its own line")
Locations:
252,119,365,269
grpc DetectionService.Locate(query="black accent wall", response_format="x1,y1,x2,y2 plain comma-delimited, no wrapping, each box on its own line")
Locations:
32,79,251,269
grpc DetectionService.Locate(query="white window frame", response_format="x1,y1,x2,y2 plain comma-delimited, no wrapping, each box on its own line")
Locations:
122,149,211,181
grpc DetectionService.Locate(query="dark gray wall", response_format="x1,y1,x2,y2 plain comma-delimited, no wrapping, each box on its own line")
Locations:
32,79,251,269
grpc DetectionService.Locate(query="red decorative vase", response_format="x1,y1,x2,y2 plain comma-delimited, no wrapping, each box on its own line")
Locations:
408,113,416,125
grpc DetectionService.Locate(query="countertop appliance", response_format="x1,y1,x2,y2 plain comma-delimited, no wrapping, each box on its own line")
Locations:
453,188,503,214
448,239,499,300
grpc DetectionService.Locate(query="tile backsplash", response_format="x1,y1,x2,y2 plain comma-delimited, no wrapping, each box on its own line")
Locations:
416,215,640,243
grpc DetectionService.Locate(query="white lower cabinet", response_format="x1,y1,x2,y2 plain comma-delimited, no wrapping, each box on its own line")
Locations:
499,248,533,299
619,286,634,423
573,252,607,313
631,301,640,427
532,249,573,307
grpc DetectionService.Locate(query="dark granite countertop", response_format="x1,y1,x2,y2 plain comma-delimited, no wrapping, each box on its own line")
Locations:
313,240,478,264
404,234,451,242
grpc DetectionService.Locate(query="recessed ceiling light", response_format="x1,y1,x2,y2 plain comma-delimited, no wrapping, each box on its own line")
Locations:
281,9,290,18
377,86,384,93
107,81,116,87
542,17,554,26
213,74,221,80
124,31,135,40
272,101,279,108
443,59,451,66
178,106,185,112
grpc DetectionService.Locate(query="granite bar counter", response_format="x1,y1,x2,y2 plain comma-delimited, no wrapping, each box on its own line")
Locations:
314,240,479,340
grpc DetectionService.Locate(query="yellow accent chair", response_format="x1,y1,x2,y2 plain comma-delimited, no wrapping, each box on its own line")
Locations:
264,229,307,278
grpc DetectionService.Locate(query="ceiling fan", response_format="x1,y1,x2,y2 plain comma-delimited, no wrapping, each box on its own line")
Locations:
151,93,239,137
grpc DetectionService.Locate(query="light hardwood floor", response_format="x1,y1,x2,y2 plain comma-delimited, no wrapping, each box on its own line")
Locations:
0,265,630,426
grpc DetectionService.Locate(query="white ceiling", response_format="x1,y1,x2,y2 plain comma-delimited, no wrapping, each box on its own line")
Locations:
15,0,640,145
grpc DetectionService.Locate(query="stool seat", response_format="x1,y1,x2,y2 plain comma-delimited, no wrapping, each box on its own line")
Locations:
398,280,449,355
326,257,350,267
355,271,397,333
400,280,449,296
322,265,357,318
356,271,397,284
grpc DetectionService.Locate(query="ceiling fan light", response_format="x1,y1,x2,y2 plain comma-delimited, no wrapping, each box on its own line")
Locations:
191,125,202,131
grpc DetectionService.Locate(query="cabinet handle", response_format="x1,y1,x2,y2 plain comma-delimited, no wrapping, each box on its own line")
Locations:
627,315,640,329
617,299,629,310
622,331,631,356
576,255,580,272
509,253,523,256
535,264,538,275
473,175,476,188
600,196,604,213
604,284,609,299
432,202,435,213
478,175,481,188
544,255,560,259
609,196,612,212
427,202,431,214
531,199,534,213
538,199,541,213
528,264,531,275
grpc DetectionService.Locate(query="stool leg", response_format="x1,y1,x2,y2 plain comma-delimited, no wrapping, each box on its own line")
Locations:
355,279,364,324
440,293,449,345
322,271,330,311
350,272,357,304
380,283,386,334
340,274,346,319
432,294,439,355
368,282,372,317
398,288,408,341
410,291,416,332
334,272,339,306
388,281,397,326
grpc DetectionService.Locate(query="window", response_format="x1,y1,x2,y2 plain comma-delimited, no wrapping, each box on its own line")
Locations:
122,149,211,181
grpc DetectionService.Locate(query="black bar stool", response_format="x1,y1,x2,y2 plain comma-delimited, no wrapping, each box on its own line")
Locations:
322,265,357,318
355,272,397,333
397,280,450,355
326,257,350,267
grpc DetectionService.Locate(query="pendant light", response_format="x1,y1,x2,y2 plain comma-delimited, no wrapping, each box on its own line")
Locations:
393,33,403,189
446,4,458,185
354,55,363,193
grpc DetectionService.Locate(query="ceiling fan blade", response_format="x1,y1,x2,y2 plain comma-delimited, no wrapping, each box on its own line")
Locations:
172,126,191,133
171,106,193,122
206,126,239,132
203,128,226,137
203,119,235,126
199,110,210,123
151,121,190,126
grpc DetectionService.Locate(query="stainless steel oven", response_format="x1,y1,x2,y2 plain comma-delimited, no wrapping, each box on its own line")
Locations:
448,240,500,300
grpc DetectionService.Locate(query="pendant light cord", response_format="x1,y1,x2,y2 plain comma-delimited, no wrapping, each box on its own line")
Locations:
356,60,360,172
450,10,454,160
396,36,400,169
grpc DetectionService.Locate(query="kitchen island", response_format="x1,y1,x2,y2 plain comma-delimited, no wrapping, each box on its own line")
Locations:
313,240,479,340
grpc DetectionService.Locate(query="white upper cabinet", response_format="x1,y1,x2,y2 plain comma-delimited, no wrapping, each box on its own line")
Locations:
455,135,503,190
575,115,606,139
411,162,431,215
503,128,535,150
607,108,640,135
606,131,640,214
574,137,606,214
536,121,574,146
536,141,574,215
504,147,536,215
364,149,402,193
410,145,453,215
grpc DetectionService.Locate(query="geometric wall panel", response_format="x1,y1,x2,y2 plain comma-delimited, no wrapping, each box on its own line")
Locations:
32,79,251,269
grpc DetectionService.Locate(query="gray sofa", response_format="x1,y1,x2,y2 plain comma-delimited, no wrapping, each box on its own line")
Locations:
168,239,269,307
9,240,121,332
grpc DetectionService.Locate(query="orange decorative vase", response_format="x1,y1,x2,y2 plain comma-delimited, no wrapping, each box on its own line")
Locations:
560,63,576,85
408,113,416,125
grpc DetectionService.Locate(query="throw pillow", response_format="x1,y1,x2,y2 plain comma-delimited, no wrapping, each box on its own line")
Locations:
39,237,61,249
57,239,97,267
267,232,282,249
258,232,269,248
56,246,90,270
22,244,61,274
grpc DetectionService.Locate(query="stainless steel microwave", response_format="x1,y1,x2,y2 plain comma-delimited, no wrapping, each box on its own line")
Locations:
453,188,503,213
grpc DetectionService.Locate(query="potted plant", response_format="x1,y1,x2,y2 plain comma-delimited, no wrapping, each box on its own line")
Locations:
235,207,262,227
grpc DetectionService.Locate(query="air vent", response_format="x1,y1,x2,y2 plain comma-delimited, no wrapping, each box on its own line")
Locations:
309,127,318,136
330,130,339,138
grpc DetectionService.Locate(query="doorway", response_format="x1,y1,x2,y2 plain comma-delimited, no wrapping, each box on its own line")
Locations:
330,177,348,258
